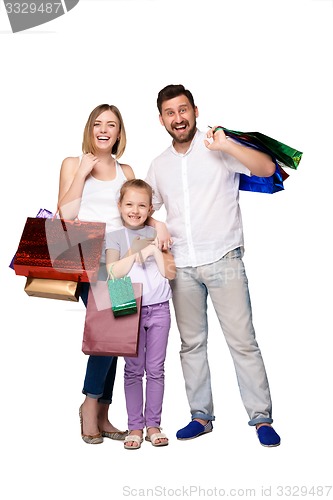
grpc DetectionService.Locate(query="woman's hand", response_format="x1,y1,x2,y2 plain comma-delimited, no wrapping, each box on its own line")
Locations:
79,153,99,177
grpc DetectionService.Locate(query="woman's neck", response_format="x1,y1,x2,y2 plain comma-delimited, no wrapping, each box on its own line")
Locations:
95,152,115,164
91,153,116,180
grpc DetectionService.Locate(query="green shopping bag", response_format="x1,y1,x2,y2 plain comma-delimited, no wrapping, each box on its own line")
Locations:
221,126,302,170
217,126,303,194
107,270,137,317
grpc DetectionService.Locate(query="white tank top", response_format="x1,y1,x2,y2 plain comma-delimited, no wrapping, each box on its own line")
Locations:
78,160,127,263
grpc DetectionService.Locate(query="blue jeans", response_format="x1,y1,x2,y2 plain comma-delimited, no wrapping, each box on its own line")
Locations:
170,248,273,426
80,282,118,404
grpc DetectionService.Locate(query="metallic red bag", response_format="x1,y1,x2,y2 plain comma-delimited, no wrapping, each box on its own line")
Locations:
13,217,105,283
9,208,53,269
82,282,142,357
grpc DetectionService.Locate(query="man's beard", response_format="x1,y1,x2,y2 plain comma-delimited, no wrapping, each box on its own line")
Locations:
167,121,197,144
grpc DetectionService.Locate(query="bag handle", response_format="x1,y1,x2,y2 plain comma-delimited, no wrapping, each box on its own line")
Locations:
52,209,82,227
107,264,132,284
49,209,86,272
108,265,116,282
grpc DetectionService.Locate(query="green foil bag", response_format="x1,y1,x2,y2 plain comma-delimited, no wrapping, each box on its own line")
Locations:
107,274,137,317
222,127,303,170
219,127,303,194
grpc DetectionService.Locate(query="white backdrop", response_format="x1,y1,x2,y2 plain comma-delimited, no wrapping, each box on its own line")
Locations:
1,1,332,498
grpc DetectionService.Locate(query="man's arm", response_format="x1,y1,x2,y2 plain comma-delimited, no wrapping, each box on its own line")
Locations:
205,127,276,177
146,214,172,251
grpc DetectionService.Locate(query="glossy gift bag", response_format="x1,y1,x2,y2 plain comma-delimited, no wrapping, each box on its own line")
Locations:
24,277,81,302
107,273,137,317
221,127,303,194
82,281,142,357
13,217,105,282
9,208,54,269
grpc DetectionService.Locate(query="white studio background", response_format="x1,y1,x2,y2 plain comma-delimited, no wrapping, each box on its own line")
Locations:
1,0,332,498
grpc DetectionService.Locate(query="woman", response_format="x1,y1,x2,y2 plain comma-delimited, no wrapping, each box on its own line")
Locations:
58,104,135,444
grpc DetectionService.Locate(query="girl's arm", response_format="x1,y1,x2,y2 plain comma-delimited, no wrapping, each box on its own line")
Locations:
106,239,176,281
106,248,136,278
138,244,176,280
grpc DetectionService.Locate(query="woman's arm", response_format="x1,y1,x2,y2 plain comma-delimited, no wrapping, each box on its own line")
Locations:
58,154,99,219
121,163,135,180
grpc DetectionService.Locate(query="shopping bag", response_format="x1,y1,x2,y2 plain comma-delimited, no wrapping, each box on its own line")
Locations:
24,277,81,302
9,208,53,269
239,163,286,194
222,127,302,170
221,127,303,194
107,272,137,317
82,281,142,357
13,217,105,282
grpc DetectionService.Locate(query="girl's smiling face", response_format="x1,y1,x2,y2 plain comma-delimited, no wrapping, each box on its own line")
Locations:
118,188,152,229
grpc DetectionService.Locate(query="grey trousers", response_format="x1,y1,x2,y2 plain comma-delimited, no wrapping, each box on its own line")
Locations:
170,248,273,426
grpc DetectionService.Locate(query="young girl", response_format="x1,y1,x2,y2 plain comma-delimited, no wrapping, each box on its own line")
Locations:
106,179,176,449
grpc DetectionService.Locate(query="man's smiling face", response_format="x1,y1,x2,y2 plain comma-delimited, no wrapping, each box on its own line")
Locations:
159,95,198,147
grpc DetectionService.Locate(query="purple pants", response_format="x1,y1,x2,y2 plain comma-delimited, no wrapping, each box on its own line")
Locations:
124,301,171,430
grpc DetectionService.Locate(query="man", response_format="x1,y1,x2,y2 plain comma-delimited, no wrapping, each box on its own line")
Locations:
145,84,280,447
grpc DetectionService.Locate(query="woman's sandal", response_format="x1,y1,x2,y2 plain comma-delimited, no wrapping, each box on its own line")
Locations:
124,431,143,450
145,427,169,447
101,430,128,441
79,405,103,445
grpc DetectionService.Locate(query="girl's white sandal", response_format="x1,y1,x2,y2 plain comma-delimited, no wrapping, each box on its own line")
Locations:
145,427,169,447
124,433,143,450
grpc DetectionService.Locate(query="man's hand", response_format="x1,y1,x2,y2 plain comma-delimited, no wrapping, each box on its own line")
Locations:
204,126,228,151
204,126,275,176
154,220,173,250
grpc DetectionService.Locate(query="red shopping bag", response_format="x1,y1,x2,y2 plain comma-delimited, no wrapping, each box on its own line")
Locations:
9,208,53,269
13,217,105,283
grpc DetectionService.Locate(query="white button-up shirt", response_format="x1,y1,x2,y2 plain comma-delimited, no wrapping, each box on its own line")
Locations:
146,130,251,268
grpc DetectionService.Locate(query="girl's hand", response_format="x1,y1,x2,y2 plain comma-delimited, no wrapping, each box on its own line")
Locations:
135,243,157,264
130,236,155,255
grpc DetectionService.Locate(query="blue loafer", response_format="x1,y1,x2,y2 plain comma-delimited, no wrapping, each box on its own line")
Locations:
176,420,213,440
256,425,281,447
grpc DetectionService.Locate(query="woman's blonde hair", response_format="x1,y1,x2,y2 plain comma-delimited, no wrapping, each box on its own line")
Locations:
82,104,126,158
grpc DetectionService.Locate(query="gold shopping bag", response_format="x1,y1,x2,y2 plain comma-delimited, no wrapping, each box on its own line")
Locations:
24,277,81,302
